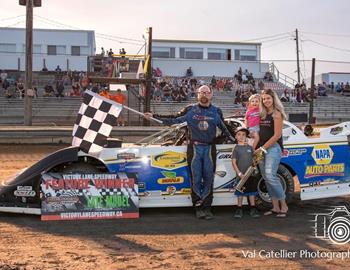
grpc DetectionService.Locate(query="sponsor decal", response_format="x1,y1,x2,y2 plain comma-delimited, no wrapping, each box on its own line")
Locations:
41,173,139,221
117,153,136,160
330,126,343,135
180,188,191,194
151,151,187,170
198,120,209,131
283,148,307,157
305,163,345,178
14,190,36,197
166,186,177,195
311,144,334,165
158,172,184,184
157,171,184,184
218,153,232,159
14,186,36,197
305,144,343,178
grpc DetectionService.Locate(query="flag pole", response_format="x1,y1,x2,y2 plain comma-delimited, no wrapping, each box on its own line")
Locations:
122,105,163,124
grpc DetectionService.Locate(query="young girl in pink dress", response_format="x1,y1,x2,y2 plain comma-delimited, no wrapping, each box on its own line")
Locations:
245,94,260,149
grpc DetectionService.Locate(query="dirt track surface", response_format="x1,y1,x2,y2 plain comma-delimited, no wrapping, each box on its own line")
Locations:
0,145,350,270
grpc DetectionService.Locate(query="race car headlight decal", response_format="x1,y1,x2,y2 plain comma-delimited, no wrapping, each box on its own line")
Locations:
216,171,227,177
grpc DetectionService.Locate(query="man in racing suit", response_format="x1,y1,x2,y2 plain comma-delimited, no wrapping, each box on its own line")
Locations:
145,85,234,219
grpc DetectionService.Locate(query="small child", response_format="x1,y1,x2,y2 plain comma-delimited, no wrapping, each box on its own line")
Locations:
231,127,260,218
244,94,260,149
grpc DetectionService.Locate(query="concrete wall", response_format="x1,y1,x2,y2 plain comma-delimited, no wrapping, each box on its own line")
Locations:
0,28,95,71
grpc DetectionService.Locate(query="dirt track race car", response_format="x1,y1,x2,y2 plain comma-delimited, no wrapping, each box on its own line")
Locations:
1,118,350,216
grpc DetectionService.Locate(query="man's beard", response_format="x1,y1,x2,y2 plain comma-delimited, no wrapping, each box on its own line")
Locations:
199,96,209,104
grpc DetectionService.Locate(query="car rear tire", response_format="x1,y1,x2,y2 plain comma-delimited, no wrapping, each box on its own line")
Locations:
255,164,294,210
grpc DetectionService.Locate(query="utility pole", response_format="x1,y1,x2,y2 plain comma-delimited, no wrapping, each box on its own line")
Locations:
295,28,301,84
24,0,33,125
20,0,41,125
308,58,316,124
143,27,152,126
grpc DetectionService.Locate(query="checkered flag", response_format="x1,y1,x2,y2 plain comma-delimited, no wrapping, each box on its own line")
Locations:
72,90,122,155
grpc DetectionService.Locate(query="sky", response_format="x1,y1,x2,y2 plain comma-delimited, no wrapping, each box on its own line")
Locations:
1,0,350,81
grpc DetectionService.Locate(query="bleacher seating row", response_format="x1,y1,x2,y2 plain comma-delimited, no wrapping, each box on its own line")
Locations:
1,89,350,125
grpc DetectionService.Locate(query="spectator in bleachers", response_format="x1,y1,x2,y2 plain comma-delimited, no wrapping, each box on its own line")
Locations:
242,73,248,84
111,89,127,126
55,65,62,73
100,47,105,56
179,86,189,101
342,82,350,95
217,79,225,92
43,83,55,97
0,70,8,83
234,88,242,104
2,78,9,92
5,82,16,98
153,85,162,102
264,71,273,82
155,67,162,77
186,67,193,77
16,82,25,99
171,87,181,102
258,80,265,91
162,83,172,101
119,48,126,57
335,82,342,93
99,86,110,99
69,83,81,97
55,80,65,98
280,89,290,102
222,79,232,92
210,75,217,88
296,88,302,103
317,83,327,97
108,48,114,57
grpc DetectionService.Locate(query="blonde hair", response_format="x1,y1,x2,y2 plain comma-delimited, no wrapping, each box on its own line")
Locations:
260,89,286,120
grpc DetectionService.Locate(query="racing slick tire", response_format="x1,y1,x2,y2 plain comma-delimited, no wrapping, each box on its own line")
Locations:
255,164,294,210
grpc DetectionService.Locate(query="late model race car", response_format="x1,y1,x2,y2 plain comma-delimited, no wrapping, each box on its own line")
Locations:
0,118,350,215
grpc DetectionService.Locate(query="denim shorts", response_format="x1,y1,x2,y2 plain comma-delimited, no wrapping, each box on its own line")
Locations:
258,143,285,200
249,125,260,133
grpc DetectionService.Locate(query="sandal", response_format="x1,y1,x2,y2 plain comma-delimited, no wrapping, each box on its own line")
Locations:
276,211,288,218
264,210,280,216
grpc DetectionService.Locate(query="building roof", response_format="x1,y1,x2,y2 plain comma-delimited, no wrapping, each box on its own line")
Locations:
0,27,94,34
153,38,261,46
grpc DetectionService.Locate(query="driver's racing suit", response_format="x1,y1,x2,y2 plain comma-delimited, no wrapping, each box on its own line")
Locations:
153,103,234,211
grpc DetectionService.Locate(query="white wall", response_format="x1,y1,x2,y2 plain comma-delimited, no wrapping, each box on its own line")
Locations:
153,58,268,77
152,40,266,77
0,28,95,71
328,73,350,84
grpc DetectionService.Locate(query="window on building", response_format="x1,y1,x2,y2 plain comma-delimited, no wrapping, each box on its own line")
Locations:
22,44,41,54
71,46,80,56
180,47,203,59
234,49,257,61
207,48,231,60
0,43,16,53
152,47,175,58
47,45,57,55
